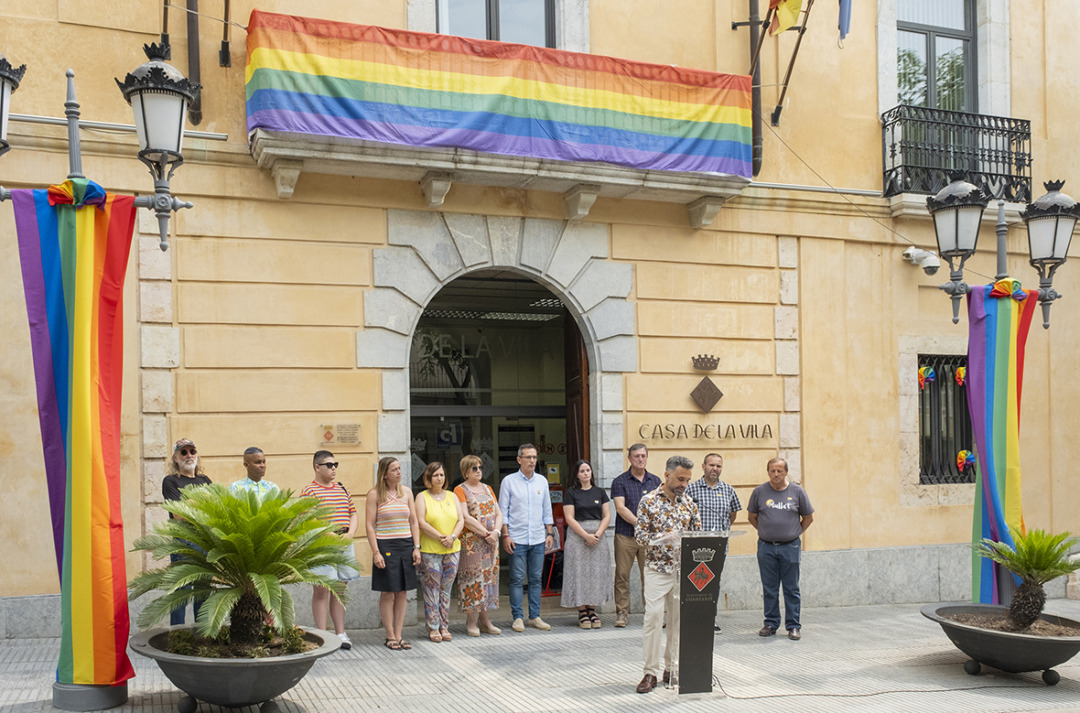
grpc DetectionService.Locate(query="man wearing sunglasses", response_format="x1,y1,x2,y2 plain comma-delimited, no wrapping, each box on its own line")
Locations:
301,450,359,650
161,438,213,626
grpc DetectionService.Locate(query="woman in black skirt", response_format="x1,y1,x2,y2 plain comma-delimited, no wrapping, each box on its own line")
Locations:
365,456,422,650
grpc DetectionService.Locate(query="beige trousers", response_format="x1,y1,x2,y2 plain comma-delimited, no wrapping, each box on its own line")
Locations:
642,568,679,678
614,533,647,614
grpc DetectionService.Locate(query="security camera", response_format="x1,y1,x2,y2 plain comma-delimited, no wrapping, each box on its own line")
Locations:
916,251,940,276
902,247,941,276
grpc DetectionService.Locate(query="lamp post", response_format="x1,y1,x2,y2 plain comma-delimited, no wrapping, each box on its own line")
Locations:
0,44,199,713
116,42,200,251
927,176,1079,608
927,175,1080,328
0,43,200,250
0,52,28,159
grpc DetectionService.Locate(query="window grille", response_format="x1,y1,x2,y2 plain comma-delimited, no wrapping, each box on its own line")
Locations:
918,354,976,484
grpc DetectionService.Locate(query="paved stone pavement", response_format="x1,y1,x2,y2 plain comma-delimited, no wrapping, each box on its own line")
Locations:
3,600,1080,713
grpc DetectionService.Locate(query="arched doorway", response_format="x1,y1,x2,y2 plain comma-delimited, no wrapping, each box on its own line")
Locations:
359,210,637,504
407,271,589,493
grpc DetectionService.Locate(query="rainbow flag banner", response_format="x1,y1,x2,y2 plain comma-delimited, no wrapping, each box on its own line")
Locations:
966,279,1038,604
11,178,136,687
245,10,753,177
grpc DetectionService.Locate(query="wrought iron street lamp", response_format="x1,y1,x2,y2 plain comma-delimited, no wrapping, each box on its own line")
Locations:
926,175,1080,327
0,53,27,159
0,44,200,250
116,42,200,251
926,176,989,324
1022,181,1080,328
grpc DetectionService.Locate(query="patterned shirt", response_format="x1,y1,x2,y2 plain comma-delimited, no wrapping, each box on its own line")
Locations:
634,488,701,574
300,481,356,531
685,478,741,532
229,477,280,500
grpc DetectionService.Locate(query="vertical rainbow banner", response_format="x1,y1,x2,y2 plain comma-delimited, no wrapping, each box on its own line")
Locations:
966,278,1037,604
10,178,136,687
245,10,752,177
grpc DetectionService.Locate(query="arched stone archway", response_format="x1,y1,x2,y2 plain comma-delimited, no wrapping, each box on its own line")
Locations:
357,209,635,483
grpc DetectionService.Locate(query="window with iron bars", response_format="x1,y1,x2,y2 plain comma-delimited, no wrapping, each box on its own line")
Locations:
918,354,976,484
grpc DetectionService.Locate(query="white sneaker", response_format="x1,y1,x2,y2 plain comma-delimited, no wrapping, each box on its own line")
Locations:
337,632,352,650
528,617,551,631
511,618,525,632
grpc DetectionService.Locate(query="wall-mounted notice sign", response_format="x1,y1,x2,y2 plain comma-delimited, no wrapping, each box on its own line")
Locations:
321,424,361,446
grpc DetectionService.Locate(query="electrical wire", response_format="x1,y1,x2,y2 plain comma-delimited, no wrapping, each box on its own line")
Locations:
712,674,1052,700
163,2,247,31
753,106,1001,283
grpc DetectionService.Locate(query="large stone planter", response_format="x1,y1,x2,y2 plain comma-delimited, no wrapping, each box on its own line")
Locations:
129,626,340,712
921,603,1080,685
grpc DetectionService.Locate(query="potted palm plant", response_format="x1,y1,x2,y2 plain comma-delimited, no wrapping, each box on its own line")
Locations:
129,484,356,712
921,528,1080,685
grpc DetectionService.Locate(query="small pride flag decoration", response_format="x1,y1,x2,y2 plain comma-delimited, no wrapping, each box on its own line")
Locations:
10,178,136,687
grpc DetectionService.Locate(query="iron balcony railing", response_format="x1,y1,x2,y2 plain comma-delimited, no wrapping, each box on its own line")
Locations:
882,104,1031,202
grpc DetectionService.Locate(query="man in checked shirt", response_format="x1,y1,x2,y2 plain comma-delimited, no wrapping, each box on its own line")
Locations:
685,453,741,634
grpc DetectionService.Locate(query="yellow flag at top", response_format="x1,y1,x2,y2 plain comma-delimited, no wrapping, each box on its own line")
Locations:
769,0,804,35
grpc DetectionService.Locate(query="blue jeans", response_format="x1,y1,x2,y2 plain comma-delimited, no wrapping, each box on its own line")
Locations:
756,538,801,631
508,542,546,620
169,551,205,626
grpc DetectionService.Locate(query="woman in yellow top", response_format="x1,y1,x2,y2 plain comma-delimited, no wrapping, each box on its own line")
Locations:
415,461,465,642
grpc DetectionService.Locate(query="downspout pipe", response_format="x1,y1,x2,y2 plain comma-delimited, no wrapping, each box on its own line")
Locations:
749,0,763,177
186,0,203,125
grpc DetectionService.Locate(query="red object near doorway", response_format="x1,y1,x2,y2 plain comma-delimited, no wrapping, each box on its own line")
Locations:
543,485,566,596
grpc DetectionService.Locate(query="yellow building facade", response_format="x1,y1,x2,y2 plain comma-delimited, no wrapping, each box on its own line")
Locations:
1,0,1077,619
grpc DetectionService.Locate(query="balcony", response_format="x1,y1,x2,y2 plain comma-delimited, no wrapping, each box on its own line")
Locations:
245,10,752,226
882,105,1031,207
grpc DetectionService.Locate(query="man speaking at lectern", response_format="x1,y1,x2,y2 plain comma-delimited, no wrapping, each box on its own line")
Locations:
634,455,700,694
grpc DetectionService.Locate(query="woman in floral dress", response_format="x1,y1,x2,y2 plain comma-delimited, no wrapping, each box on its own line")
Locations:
453,454,504,636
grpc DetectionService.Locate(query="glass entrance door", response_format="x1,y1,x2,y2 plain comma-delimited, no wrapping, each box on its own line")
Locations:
408,273,570,493
409,273,587,595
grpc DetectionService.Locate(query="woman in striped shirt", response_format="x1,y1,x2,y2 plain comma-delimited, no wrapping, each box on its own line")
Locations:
365,456,422,650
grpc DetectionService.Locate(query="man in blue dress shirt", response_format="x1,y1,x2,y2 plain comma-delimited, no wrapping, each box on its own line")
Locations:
499,443,555,632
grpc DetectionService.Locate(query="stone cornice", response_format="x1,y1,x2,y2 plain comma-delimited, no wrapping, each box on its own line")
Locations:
249,129,750,225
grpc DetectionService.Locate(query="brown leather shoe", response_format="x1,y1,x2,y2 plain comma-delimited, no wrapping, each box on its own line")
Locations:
661,670,671,684
636,674,657,694
787,628,801,640
758,625,777,637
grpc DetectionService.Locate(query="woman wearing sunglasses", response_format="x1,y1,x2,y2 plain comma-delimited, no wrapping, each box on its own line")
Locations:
453,455,503,637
